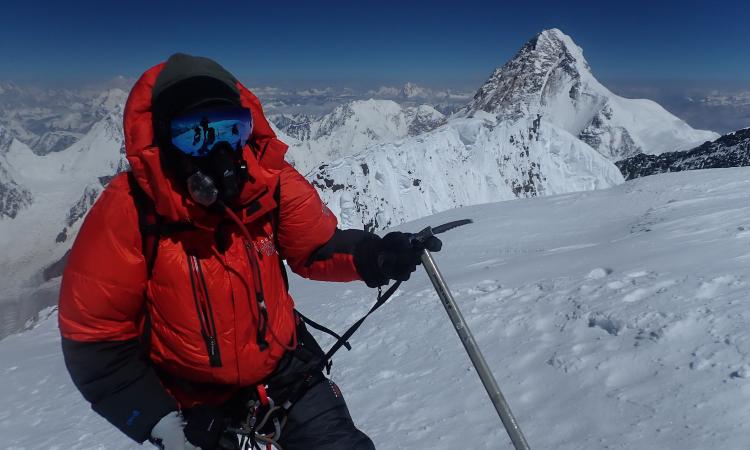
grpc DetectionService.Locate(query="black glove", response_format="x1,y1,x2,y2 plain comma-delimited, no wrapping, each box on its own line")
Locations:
182,405,238,450
354,231,442,288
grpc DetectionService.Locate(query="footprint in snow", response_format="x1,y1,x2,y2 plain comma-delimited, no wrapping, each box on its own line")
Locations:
471,280,501,293
730,365,750,379
588,313,623,336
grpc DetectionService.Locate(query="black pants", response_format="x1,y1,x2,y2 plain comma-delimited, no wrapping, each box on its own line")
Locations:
277,377,375,450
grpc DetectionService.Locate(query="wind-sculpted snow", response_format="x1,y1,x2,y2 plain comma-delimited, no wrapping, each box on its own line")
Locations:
4,168,750,449
308,114,623,230
462,29,718,160
617,127,750,180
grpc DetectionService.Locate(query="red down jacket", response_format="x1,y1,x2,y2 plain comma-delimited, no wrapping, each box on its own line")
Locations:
58,58,375,443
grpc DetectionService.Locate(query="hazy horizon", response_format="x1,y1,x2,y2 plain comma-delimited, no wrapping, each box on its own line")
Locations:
2,75,748,134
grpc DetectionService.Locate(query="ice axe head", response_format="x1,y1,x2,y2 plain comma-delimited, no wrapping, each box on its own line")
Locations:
409,218,473,251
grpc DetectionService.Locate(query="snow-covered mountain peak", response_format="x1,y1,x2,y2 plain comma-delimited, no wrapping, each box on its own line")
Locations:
536,28,589,68
464,28,595,121
313,99,407,140
399,82,431,99
462,29,718,159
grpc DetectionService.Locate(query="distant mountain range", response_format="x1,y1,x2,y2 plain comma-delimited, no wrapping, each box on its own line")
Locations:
0,82,128,156
0,28,730,307
292,28,717,230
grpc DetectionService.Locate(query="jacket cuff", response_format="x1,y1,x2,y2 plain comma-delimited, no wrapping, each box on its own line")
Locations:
61,337,178,443
92,371,178,443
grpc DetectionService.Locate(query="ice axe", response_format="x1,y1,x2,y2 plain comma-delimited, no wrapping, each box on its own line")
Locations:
411,219,531,450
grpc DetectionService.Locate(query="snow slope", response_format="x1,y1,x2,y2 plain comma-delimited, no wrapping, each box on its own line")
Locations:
3,168,750,449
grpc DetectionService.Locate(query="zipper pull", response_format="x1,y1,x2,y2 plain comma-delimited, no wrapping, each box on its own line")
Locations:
207,335,222,367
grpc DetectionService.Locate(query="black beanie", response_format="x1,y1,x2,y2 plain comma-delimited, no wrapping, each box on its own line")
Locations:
151,53,242,146
151,53,246,182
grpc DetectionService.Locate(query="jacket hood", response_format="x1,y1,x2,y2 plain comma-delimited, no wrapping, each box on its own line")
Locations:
124,54,288,224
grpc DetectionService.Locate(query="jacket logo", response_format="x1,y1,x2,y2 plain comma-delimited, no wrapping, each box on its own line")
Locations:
255,234,277,257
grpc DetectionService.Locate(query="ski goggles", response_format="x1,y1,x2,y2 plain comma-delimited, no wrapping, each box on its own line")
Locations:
170,106,253,157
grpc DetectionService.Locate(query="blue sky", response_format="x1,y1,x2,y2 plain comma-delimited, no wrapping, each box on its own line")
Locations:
1,0,748,88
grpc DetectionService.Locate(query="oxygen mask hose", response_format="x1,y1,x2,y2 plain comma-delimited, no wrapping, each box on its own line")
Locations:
221,202,297,352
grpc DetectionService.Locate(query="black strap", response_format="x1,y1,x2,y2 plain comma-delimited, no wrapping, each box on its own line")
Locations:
127,172,159,352
323,281,402,362
281,281,403,407
127,172,194,277
295,311,351,351
127,172,161,279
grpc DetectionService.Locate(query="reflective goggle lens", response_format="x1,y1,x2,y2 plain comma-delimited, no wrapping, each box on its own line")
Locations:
170,106,252,157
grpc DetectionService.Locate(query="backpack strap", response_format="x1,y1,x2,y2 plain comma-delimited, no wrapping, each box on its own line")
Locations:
126,172,162,352
127,172,161,279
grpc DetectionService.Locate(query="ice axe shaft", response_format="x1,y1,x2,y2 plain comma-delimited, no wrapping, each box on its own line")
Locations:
415,221,530,450
421,250,530,449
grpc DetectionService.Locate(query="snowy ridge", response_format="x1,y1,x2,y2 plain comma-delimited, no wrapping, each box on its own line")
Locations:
0,156,32,219
310,114,623,230
0,112,126,297
4,168,750,448
462,29,718,159
617,127,750,179
0,126,33,219
281,99,446,172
